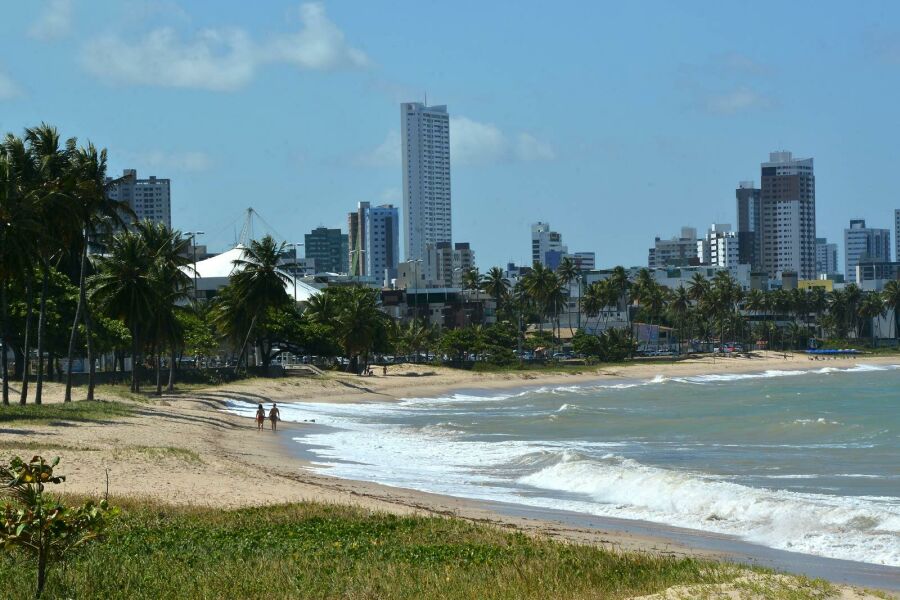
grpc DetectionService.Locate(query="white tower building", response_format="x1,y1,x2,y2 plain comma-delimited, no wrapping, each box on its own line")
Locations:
402,102,451,262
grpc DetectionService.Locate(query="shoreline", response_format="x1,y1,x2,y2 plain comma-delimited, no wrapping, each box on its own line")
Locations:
3,354,899,596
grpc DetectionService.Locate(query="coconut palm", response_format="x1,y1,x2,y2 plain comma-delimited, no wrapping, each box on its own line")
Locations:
63,143,130,401
336,286,387,373
227,235,291,368
859,293,886,348
882,280,900,342
89,229,155,392
522,263,557,334
480,266,510,311
669,285,691,353
0,150,43,405
462,267,480,292
556,256,581,328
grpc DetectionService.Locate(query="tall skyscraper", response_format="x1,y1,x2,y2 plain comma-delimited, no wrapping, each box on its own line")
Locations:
402,102,451,262
531,222,567,266
759,151,816,279
348,202,400,284
815,237,838,278
735,181,761,269
304,227,349,274
106,169,171,228
844,219,891,280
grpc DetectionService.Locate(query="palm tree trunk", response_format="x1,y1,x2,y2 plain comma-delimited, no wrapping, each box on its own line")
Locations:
155,348,162,396
1,280,9,406
84,305,96,401
19,278,34,405
65,244,89,402
167,348,176,392
131,324,140,393
35,262,51,405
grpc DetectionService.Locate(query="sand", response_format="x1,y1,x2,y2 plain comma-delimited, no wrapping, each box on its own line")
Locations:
3,353,898,599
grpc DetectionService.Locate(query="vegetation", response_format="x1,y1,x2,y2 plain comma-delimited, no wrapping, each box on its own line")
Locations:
0,456,114,597
0,499,770,600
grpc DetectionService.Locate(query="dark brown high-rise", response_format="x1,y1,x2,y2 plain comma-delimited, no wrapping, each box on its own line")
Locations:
759,151,816,279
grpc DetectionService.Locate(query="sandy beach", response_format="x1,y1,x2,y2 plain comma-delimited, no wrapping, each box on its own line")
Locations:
4,353,899,598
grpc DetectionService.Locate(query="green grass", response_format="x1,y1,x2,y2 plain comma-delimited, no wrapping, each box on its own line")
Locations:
0,400,132,424
115,445,204,464
0,500,767,600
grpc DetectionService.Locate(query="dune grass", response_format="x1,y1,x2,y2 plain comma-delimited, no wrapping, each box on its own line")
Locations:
0,500,761,600
0,399,132,424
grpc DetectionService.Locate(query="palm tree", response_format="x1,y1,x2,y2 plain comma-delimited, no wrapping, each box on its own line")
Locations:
882,280,900,342
579,281,604,332
556,256,581,328
859,293,886,348
522,263,556,334
228,235,291,368
480,266,510,312
64,143,130,401
669,285,691,354
0,150,41,405
336,287,387,373
462,267,480,292
90,229,155,392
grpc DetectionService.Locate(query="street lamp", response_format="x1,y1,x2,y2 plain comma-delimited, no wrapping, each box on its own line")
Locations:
289,242,304,303
186,231,205,301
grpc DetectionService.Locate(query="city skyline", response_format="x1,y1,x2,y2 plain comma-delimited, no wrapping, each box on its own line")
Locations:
4,1,900,268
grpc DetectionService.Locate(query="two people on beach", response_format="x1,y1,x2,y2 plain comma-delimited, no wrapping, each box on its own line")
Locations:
255,403,280,431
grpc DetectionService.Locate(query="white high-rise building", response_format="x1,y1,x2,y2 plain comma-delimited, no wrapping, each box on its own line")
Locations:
348,202,400,284
844,219,891,280
402,102,451,262
106,169,171,228
531,222,567,267
697,224,739,267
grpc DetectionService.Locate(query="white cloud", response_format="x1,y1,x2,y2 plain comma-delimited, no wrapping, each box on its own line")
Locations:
28,0,74,41
80,2,369,91
358,118,555,168
514,133,556,161
704,87,774,115
355,130,401,167
0,69,23,100
131,150,214,173
264,3,370,70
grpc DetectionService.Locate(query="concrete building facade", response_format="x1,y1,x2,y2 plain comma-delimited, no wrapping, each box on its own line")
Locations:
648,226,698,269
759,151,816,279
844,219,891,281
531,222,567,266
304,227,349,274
348,202,399,284
106,169,171,228
895,209,900,261
697,224,739,267
815,237,839,278
402,102,451,262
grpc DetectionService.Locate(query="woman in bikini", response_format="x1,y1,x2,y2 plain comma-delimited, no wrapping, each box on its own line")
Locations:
255,403,266,431
268,403,281,432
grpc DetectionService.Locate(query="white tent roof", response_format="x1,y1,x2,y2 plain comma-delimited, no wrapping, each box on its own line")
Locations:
187,245,320,303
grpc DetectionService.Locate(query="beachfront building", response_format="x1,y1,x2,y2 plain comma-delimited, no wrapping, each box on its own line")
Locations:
844,219,891,281
531,222,567,267
348,202,400,285
856,261,900,291
697,224,740,268
759,151,817,280
736,181,761,269
304,227,349,274
402,102,451,262
106,169,171,228
647,226,699,269
573,252,596,271
422,241,476,288
815,237,839,279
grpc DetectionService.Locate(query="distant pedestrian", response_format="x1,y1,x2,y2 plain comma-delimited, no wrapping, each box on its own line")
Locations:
382,365,387,376
268,403,280,431
255,403,266,431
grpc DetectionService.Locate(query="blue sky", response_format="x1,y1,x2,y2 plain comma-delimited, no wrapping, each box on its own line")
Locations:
2,1,900,268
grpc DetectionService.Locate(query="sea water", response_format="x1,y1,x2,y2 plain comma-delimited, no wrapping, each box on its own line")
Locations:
226,364,900,566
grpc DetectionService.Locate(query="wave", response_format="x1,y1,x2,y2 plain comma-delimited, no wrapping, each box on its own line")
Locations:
518,453,900,566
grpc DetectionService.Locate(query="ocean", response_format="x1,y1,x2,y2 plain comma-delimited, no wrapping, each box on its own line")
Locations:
226,363,900,567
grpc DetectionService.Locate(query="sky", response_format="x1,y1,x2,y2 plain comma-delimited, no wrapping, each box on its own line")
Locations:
2,0,900,269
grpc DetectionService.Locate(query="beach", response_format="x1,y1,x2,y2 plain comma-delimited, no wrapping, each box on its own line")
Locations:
4,353,899,598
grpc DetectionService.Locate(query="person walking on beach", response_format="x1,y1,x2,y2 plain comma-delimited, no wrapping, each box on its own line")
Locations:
268,403,280,432
255,403,266,431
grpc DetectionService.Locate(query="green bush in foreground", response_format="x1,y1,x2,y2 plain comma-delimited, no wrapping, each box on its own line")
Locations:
0,500,747,599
